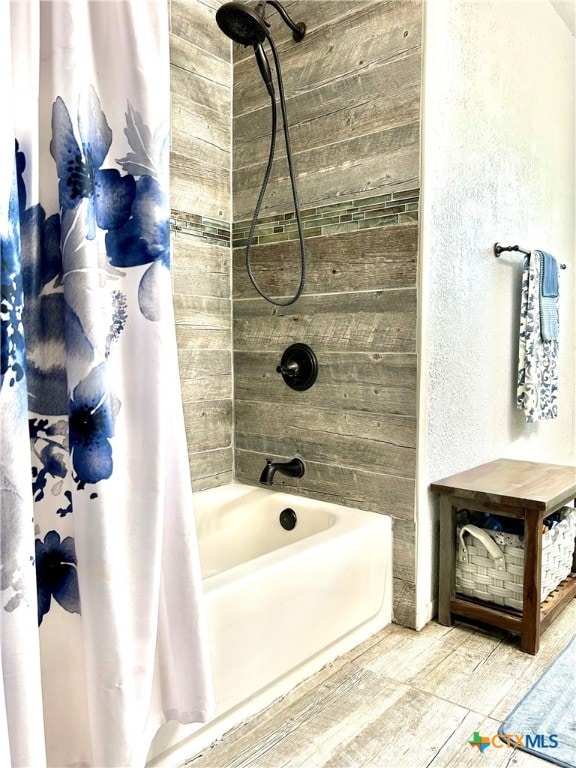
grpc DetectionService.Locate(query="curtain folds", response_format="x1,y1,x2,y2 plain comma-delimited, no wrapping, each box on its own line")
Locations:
1,2,214,765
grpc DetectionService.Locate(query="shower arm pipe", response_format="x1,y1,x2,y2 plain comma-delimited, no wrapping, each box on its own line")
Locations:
494,242,566,269
258,0,306,40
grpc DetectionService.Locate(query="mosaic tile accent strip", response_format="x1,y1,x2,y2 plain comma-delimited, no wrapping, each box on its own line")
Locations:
170,209,231,248
232,189,419,248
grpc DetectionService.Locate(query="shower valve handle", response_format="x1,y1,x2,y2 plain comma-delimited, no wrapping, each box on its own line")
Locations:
276,344,318,391
276,361,299,377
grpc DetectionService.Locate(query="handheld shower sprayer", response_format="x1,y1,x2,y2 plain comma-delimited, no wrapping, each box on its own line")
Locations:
253,42,275,98
215,1,308,306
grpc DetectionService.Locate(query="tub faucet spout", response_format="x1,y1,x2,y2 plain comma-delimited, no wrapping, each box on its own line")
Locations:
259,457,305,486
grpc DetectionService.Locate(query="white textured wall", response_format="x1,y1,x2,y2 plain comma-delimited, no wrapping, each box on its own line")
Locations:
416,0,576,626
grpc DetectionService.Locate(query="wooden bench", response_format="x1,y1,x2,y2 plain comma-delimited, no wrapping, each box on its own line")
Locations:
430,458,576,654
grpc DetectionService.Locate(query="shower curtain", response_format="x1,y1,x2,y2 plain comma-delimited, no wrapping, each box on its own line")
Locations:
1,2,214,766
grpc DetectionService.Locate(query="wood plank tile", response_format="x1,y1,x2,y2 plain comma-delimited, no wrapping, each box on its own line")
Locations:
179,348,231,382
194,0,221,11
232,2,371,66
171,33,230,96
233,122,420,220
186,665,411,768
337,623,398,666
172,92,231,170
179,349,232,403
233,350,416,416
392,518,417,581
232,224,418,298
393,577,418,627
322,687,468,768
352,622,486,683
409,629,523,715
234,449,416,518
234,400,416,478
190,447,234,492
174,295,231,331
172,234,231,300
196,638,359,753
233,289,417,355
234,53,421,170
341,619,457,665
171,150,230,221
231,0,421,219
233,1,421,119
176,323,231,352
183,399,232,454
171,0,230,63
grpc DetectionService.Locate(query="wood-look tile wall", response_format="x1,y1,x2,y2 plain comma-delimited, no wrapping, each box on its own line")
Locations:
168,0,422,625
170,0,234,490
232,0,422,626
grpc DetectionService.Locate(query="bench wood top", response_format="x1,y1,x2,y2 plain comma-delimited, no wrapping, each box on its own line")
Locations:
430,458,576,512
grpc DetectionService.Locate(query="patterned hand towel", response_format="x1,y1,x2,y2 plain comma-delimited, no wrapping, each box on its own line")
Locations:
538,250,559,341
517,252,558,422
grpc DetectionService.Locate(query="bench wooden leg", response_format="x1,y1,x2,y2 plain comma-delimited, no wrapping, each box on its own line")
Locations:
520,510,543,655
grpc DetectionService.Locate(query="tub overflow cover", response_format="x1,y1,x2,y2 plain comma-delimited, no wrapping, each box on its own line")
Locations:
279,508,297,531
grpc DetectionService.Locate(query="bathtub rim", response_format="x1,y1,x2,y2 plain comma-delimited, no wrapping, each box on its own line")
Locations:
196,483,392,589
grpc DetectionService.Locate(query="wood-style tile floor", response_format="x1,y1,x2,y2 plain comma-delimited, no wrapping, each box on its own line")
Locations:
183,600,576,768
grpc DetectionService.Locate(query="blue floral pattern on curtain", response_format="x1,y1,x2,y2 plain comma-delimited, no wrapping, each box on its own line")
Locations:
16,85,170,623
1,166,32,612
1,169,25,392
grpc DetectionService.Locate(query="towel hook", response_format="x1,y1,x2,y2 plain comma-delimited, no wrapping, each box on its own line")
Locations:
494,243,566,269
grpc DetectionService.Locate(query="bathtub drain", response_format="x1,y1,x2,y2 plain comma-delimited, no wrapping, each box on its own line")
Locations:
279,508,297,530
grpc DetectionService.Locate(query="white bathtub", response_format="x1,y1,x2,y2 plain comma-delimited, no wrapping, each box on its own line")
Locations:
147,484,392,766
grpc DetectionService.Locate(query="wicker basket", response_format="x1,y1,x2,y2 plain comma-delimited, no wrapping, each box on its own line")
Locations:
456,506,576,611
